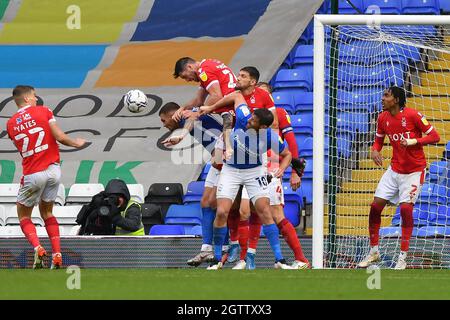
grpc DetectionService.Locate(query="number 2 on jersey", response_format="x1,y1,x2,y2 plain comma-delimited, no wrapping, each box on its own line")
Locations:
14,127,48,158
222,69,236,89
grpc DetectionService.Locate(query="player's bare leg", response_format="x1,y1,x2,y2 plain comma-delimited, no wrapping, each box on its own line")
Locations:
18,203,46,269
358,197,388,268
39,200,62,269
187,186,216,266
271,205,309,269
207,197,233,270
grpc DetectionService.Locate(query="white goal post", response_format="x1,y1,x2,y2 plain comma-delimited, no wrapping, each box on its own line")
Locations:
313,15,450,269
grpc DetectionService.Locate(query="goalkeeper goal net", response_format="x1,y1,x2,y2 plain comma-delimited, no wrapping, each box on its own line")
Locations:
313,15,450,269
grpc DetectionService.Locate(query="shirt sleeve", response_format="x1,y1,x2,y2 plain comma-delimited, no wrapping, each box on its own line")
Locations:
46,107,56,123
264,92,276,111
413,110,433,135
199,66,219,91
372,113,385,152
267,128,286,154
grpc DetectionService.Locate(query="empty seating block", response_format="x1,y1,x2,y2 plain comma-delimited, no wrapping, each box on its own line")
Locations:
436,206,450,226
127,184,145,203
0,205,5,226
282,183,303,227
66,183,104,204
199,163,211,181
164,203,202,225
145,183,184,218
272,92,295,114
184,181,205,204
365,0,402,14
149,225,184,235
273,69,312,92
416,226,450,237
401,0,440,14
52,206,82,225
0,184,20,203
330,0,365,13
293,92,313,113
55,184,66,206
292,45,313,68
5,206,44,226
290,113,313,135
428,161,447,183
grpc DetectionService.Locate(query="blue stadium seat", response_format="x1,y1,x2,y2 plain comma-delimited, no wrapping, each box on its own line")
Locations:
337,90,373,113
329,0,365,13
300,179,312,204
293,92,313,113
382,43,421,63
298,20,314,44
183,181,205,204
164,203,202,225
446,141,450,159
441,0,450,13
381,25,437,41
379,226,419,237
428,161,447,183
317,0,330,13
295,134,312,157
401,0,440,14
292,45,314,68
273,69,312,92
391,203,438,226
436,206,450,226
184,225,203,236
339,41,375,64
272,91,295,114
418,183,446,204
290,113,313,135
283,183,303,227
364,0,402,14
337,112,369,133
299,137,313,157
416,226,450,237
149,224,184,235
199,163,211,181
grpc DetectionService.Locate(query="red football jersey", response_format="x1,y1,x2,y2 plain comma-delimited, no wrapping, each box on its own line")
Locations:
375,107,433,174
197,59,236,114
7,106,60,175
243,87,275,113
267,108,295,172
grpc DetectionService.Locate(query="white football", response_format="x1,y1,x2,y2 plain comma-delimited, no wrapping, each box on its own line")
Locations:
124,89,148,113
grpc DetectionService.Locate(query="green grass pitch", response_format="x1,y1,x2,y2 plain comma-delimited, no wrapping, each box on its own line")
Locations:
0,269,449,300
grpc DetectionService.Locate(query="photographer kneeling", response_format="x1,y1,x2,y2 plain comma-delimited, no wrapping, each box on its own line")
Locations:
77,179,145,236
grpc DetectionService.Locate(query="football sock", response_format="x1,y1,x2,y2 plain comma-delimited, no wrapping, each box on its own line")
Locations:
201,207,216,246
227,209,240,242
213,227,228,262
400,203,414,252
369,202,385,247
238,220,249,260
44,216,61,254
248,211,262,251
20,218,40,248
278,218,308,263
263,224,283,261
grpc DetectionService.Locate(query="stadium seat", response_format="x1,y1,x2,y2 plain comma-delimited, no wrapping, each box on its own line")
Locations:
292,45,314,68
391,203,438,226
66,183,104,204
282,183,303,227
272,91,295,114
293,92,313,113
329,0,365,13
300,179,312,204
164,203,202,225
185,225,203,236
337,89,374,113
338,41,375,64
141,203,163,235
184,181,205,204
295,133,312,157
52,205,82,225
364,0,402,14
273,69,313,92
436,206,450,226
298,20,313,44
0,183,20,203
199,163,211,181
145,183,184,219
381,25,437,41
68,225,81,236
55,184,66,206
416,226,450,237
337,112,369,133
0,225,48,237
428,161,447,183
299,137,313,158
5,206,44,226
149,224,185,235
290,113,313,135
418,183,446,204
127,184,145,203
441,0,450,13
379,226,419,237
445,141,450,159
401,0,440,14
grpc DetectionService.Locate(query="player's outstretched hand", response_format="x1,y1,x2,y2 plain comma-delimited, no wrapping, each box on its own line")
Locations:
73,138,87,148
371,150,383,167
172,107,185,121
162,136,183,147
182,110,200,120
199,105,213,115
290,172,301,191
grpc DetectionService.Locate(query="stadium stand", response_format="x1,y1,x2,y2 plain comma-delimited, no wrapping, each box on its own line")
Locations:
149,224,185,236
55,184,66,206
66,183,104,204
365,0,402,14
0,205,5,226
183,181,205,204
141,203,163,235
127,184,145,204
144,183,184,219
5,206,44,226
164,203,202,226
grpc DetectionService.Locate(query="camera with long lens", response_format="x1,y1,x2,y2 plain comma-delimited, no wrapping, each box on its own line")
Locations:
98,194,121,218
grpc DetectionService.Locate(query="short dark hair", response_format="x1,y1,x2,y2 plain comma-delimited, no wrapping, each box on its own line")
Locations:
256,82,273,93
389,86,406,108
159,102,181,116
240,66,260,82
254,108,274,127
173,57,195,78
13,85,35,98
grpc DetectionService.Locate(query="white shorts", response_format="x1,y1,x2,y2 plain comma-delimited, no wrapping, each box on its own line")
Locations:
17,164,61,207
217,164,269,204
204,165,220,188
268,177,284,206
374,166,425,205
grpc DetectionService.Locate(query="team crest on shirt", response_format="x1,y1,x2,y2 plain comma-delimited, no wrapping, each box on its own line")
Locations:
200,72,208,82
250,95,255,104
401,117,406,127
386,121,389,127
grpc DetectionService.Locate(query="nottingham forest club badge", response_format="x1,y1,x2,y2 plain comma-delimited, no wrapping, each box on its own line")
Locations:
401,117,407,127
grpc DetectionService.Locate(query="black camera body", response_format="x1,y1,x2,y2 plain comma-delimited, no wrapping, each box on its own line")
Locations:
98,194,121,218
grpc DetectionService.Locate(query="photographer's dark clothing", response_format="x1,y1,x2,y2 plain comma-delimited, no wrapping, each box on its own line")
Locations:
77,179,144,236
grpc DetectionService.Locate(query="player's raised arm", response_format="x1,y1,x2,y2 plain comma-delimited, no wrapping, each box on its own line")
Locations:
199,91,241,115
49,121,86,148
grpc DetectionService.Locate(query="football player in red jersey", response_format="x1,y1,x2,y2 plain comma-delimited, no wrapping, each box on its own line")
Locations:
7,85,86,269
358,86,440,270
